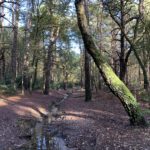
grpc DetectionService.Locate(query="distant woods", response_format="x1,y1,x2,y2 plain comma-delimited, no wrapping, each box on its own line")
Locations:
0,1,149,103
0,0,81,94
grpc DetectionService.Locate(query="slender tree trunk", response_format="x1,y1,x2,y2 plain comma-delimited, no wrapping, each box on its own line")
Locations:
2,50,5,80
63,67,68,90
23,28,30,90
131,43,149,91
84,0,92,101
43,44,53,95
32,58,38,89
80,52,84,88
97,3,103,91
0,49,5,81
75,0,147,126
0,1,5,81
85,50,92,101
43,28,59,95
79,38,84,88
23,0,32,92
11,0,19,89
11,26,18,87
119,0,126,82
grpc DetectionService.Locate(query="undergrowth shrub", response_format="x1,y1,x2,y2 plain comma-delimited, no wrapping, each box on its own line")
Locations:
0,84,17,95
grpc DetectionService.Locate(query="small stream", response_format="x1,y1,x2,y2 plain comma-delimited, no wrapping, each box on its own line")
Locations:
31,118,51,150
31,116,69,150
17,94,70,150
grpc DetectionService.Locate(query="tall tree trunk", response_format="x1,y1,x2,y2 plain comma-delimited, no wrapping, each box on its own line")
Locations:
63,66,68,90
11,26,18,88
84,0,92,101
75,0,147,126
43,44,53,95
0,49,5,81
97,3,103,90
32,58,38,89
119,0,126,82
80,50,84,88
23,0,32,92
85,50,92,101
131,43,149,91
43,27,59,95
79,37,84,88
2,49,5,80
23,28,30,90
11,0,19,89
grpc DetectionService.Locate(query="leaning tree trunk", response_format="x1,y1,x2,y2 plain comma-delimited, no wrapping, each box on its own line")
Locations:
75,0,147,126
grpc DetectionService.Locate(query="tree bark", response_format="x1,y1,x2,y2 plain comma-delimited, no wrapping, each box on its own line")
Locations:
85,49,92,101
43,27,59,95
0,48,5,81
75,0,147,126
32,58,38,89
23,0,32,93
79,37,84,88
119,0,128,82
11,0,19,89
43,44,53,95
84,0,92,101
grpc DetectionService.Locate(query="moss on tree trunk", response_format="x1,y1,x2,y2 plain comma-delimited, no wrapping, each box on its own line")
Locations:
75,0,147,126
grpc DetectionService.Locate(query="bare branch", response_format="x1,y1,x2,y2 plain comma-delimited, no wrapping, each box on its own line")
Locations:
0,0,20,6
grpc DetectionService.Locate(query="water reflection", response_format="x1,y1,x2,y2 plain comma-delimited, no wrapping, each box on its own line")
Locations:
32,117,51,150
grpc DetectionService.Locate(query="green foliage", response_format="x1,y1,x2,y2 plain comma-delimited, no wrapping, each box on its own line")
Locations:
32,78,43,90
0,84,17,96
4,73,12,85
15,75,23,89
50,82,61,90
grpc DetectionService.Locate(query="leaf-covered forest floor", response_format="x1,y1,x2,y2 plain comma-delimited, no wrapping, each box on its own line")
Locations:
0,89,149,150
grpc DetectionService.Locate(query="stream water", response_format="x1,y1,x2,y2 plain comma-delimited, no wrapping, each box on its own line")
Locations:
15,94,71,150
31,118,69,150
20,93,70,150
31,117,51,150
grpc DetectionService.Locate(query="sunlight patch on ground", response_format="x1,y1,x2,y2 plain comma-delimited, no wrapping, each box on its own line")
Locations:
64,111,87,121
0,99,7,107
65,115,86,121
13,105,42,119
86,109,115,116
38,107,49,116
2,96,22,103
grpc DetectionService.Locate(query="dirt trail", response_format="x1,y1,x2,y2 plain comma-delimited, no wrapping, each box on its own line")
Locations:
55,90,150,150
0,90,149,150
